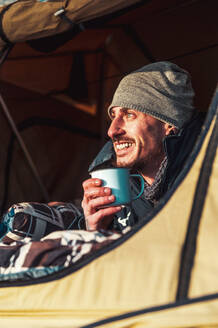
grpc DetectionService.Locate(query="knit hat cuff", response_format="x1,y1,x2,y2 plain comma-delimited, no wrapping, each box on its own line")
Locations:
108,102,180,128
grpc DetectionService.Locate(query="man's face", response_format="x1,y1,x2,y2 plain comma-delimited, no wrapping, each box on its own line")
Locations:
107,107,169,177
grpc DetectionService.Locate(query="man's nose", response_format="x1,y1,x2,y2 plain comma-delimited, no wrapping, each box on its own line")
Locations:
107,117,125,140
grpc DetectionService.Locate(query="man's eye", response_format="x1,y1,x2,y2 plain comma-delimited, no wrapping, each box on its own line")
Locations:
126,112,135,118
109,111,115,120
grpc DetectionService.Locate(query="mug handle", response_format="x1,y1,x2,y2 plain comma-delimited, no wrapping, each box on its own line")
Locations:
130,174,144,201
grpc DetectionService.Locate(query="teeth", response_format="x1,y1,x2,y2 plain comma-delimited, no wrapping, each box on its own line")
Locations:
116,143,132,150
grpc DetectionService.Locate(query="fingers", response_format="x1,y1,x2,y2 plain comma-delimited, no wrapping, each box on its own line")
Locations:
82,178,101,190
85,186,112,201
82,178,112,207
81,177,122,231
88,194,115,211
85,206,122,231
82,191,115,216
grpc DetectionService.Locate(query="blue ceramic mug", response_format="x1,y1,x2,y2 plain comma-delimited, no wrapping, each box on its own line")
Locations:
90,168,144,206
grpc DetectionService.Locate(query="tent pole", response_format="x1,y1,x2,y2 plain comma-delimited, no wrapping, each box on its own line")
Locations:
0,45,13,66
97,35,113,145
0,94,50,202
98,49,106,145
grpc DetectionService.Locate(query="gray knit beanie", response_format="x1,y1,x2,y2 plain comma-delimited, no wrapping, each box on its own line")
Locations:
108,61,195,129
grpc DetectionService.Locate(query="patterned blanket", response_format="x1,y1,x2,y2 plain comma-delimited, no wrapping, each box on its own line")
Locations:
0,201,84,243
0,202,125,281
0,229,122,280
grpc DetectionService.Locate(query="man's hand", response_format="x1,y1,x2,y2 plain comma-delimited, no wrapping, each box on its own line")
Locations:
81,178,122,231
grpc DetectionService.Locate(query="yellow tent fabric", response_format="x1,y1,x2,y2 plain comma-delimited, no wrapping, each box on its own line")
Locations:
82,296,218,327
1,297,218,328
0,91,217,327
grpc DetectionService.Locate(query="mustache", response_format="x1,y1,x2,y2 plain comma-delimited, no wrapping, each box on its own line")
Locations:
112,137,134,143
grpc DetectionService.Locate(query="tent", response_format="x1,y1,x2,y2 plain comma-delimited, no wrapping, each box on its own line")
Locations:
0,0,217,326
0,85,217,327
0,0,217,213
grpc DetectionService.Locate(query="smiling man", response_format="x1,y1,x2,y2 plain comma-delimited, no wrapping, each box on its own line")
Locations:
108,107,175,185
0,61,204,242
80,61,203,231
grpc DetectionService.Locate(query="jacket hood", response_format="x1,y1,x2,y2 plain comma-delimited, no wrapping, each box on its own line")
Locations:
88,140,115,173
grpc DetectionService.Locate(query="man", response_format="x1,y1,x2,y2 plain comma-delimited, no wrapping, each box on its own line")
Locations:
80,61,203,231
0,61,203,240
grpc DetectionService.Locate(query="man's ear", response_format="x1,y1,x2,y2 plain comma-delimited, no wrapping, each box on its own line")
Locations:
164,124,178,136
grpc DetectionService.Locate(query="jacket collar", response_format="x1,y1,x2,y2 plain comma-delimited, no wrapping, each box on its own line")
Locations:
88,140,115,172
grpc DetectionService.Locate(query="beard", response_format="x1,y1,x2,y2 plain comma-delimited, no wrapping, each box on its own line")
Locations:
114,152,149,170
114,150,164,176
112,137,165,175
